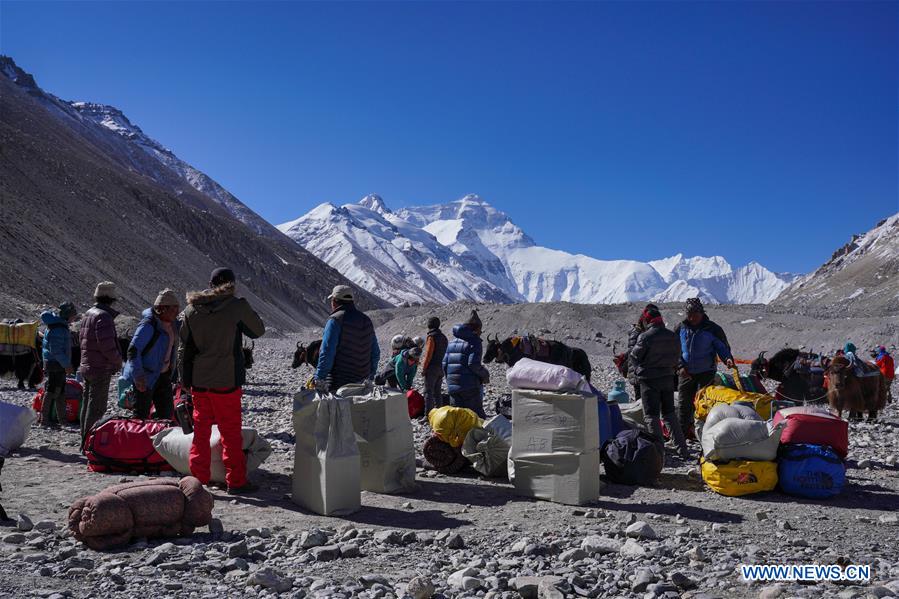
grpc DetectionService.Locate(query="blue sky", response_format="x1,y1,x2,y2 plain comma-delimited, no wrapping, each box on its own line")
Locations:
1,1,896,273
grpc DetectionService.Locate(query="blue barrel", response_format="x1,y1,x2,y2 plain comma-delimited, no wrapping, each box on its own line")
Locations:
608,380,630,404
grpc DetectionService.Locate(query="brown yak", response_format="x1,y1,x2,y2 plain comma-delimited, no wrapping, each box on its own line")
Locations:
826,356,887,420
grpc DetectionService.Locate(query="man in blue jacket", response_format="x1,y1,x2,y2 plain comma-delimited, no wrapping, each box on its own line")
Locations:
40,302,77,428
314,285,380,393
124,289,181,420
443,310,490,418
673,298,734,438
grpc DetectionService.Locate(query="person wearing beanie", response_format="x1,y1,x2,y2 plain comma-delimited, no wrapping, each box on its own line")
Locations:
625,303,660,402
389,346,422,392
422,316,448,416
79,281,123,441
179,268,265,495
442,309,490,418
313,285,380,394
874,345,894,404
39,302,78,428
672,297,733,439
629,305,689,459
124,289,182,420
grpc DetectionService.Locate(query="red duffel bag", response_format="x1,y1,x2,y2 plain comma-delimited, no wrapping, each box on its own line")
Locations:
83,417,174,474
32,379,83,423
407,389,425,419
772,409,849,459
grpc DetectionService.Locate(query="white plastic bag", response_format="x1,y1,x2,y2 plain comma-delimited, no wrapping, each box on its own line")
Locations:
0,400,36,457
152,426,272,483
462,425,512,478
506,358,588,392
292,389,361,515
701,418,785,462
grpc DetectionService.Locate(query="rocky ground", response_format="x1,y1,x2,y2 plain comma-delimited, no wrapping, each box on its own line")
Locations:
1,304,898,599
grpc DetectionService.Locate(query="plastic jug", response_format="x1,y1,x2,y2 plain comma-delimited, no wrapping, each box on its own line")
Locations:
608,380,630,405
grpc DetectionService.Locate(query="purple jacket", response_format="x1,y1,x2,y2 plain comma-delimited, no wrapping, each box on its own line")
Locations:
79,303,122,377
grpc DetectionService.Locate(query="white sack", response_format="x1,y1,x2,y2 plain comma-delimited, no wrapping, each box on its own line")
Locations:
349,386,417,494
701,417,785,462
292,389,360,516
152,426,272,483
484,414,512,442
0,400,35,457
506,358,588,392
704,403,762,429
462,426,511,478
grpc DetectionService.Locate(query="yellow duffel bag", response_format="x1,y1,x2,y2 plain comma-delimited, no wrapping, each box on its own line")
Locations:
700,458,778,497
428,406,482,448
694,385,772,421
0,321,40,348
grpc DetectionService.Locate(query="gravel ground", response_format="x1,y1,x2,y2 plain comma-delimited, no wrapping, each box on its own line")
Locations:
1,306,898,599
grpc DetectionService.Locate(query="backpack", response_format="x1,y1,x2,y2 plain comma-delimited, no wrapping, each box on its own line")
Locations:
600,430,664,486
83,417,174,474
778,443,845,499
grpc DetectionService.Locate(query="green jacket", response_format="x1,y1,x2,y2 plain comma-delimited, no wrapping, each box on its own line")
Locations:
391,350,418,391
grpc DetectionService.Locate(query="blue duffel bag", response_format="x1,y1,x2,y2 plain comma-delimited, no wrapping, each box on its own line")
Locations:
778,443,845,499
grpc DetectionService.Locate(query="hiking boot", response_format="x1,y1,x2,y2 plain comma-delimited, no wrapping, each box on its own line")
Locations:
226,481,259,495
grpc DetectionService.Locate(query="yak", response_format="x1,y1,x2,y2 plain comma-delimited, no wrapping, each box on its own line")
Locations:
826,355,887,420
291,340,322,370
484,334,592,381
0,334,43,390
751,349,827,404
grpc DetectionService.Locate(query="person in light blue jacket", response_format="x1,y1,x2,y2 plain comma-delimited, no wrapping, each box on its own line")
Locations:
40,302,77,427
123,290,181,420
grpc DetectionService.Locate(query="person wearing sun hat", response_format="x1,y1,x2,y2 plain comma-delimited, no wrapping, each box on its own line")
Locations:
179,268,265,495
124,289,182,420
79,281,123,441
313,284,380,393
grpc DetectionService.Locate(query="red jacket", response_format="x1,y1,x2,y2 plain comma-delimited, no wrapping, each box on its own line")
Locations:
79,304,122,377
876,353,895,381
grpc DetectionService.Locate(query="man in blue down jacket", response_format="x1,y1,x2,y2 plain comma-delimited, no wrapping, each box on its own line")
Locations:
443,310,490,418
123,289,181,420
673,297,734,438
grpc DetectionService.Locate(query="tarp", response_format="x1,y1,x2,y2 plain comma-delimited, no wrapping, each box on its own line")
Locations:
428,406,481,448
152,426,272,483
509,388,600,505
694,385,772,421
0,321,39,349
292,389,360,516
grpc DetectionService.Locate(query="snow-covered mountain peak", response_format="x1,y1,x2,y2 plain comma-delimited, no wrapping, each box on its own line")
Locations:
282,194,798,306
358,194,391,214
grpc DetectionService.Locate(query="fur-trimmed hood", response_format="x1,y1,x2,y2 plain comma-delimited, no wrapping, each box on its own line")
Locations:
186,286,236,313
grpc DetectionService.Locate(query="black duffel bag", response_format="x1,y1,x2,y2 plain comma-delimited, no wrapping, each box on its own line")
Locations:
601,429,664,486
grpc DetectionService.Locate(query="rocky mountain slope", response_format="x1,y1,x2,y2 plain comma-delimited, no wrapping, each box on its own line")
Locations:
776,213,899,316
0,56,386,328
282,194,797,306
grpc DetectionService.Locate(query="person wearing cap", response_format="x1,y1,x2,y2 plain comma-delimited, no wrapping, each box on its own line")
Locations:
443,309,490,418
421,316,448,416
39,302,77,428
629,305,689,459
314,285,380,393
124,289,181,420
673,297,733,438
79,281,124,440
391,346,421,392
179,268,265,494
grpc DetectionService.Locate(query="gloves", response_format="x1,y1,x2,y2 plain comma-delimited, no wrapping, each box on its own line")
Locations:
312,378,330,393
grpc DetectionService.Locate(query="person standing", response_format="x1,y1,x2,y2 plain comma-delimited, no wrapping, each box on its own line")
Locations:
443,310,489,418
79,282,123,441
626,305,657,402
421,316,448,416
673,298,734,439
40,302,77,428
180,269,265,494
629,305,689,459
125,290,181,420
313,285,380,393
874,346,894,404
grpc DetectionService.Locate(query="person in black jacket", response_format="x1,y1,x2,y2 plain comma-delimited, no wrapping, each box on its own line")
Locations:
629,305,689,459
